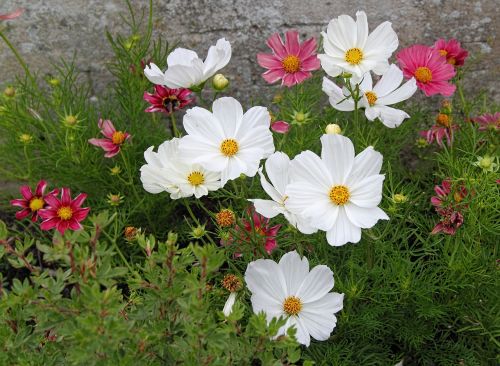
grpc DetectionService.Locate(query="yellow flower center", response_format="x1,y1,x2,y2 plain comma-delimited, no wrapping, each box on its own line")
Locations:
112,131,126,145
447,58,456,65
281,55,301,73
29,197,45,212
187,171,205,186
436,113,451,127
57,206,73,220
414,67,433,83
220,139,239,157
365,91,378,106
19,134,33,143
283,296,302,316
329,185,350,205
216,209,235,227
439,49,448,57
345,48,363,65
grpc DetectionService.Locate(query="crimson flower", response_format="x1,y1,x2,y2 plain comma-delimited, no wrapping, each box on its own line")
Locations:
143,85,194,114
432,39,468,67
472,112,500,132
39,188,90,235
271,120,290,134
88,119,130,158
10,180,58,222
430,179,468,235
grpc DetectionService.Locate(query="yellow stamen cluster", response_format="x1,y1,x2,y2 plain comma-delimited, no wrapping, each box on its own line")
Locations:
216,209,235,227
345,48,363,65
124,226,139,241
187,171,205,186
19,133,33,144
221,274,242,293
29,197,45,212
439,49,448,57
414,67,433,83
282,55,301,73
365,91,378,106
329,185,350,206
112,131,127,145
436,113,451,128
220,139,239,157
57,206,73,220
283,296,302,316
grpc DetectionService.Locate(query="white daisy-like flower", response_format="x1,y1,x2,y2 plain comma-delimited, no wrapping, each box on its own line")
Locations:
318,11,398,81
322,64,417,128
178,97,275,186
245,250,344,347
285,134,389,246
140,138,221,199
144,38,231,89
249,152,316,234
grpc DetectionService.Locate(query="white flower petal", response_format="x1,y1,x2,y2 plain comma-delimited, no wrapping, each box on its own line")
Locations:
278,251,310,296
257,168,283,202
223,292,237,317
345,204,389,228
265,152,290,196
251,292,283,322
294,316,312,347
377,78,417,106
326,208,361,246
245,259,287,302
296,265,334,303
212,97,243,137
300,292,344,341
355,11,368,49
290,150,332,189
322,77,355,111
348,174,385,207
318,53,344,78
373,105,410,128
167,47,199,67
363,21,398,61
358,71,373,91
164,62,204,89
250,199,282,218
144,63,167,85
348,146,383,181
183,107,225,142
203,38,232,78
373,64,403,97
320,134,354,184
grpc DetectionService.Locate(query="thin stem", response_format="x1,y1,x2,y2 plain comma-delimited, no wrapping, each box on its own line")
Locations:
0,30,36,84
170,112,180,137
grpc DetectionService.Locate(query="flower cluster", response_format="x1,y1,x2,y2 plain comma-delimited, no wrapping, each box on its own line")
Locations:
431,179,468,235
11,181,90,235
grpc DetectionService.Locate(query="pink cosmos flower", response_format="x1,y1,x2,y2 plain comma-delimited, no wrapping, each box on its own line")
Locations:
397,45,456,97
88,119,130,158
431,208,464,235
38,188,90,235
472,112,500,131
271,120,290,134
432,39,468,67
419,114,459,147
257,30,320,87
0,8,24,20
143,85,194,114
10,180,58,222
430,179,468,235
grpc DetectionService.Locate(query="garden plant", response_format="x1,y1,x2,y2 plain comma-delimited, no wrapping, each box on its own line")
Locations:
0,2,498,365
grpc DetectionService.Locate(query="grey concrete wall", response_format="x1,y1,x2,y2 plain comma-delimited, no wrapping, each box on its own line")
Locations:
1,0,498,102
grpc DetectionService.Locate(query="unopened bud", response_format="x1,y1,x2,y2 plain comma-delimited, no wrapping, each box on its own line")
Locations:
212,74,229,91
325,123,341,135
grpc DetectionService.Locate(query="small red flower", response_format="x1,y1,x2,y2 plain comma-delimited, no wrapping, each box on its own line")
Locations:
10,180,58,222
38,188,90,235
88,119,130,158
271,120,290,134
431,208,464,235
472,112,500,132
430,179,468,235
143,85,194,114
419,124,458,147
432,39,468,67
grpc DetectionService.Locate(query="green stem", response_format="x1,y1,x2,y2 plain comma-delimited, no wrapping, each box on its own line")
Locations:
170,112,180,137
0,30,36,84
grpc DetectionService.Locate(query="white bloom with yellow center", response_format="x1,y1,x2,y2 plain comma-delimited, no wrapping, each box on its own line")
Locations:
318,11,398,81
249,152,316,234
144,38,231,89
323,64,417,128
285,134,389,246
179,97,275,186
140,138,221,199
245,250,344,347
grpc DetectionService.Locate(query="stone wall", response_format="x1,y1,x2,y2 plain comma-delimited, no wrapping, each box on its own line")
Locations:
0,0,498,102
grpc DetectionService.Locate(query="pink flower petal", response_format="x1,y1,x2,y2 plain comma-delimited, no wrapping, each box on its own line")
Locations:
298,37,317,59
0,8,24,20
282,73,297,87
257,53,283,69
44,194,61,209
40,217,59,231
293,70,312,85
284,30,300,55
266,33,287,58
99,119,116,138
71,193,87,208
300,55,321,71
20,185,33,200
56,220,70,235
271,121,290,134
61,188,71,206
72,207,90,221
262,69,286,84
11,199,28,208
15,208,31,220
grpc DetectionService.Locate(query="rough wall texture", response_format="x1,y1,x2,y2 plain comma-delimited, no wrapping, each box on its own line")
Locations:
1,0,499,102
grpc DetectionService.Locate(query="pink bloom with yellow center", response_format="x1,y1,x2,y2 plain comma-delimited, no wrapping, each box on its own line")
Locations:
432,39,468,67
257,30,320,87
143,85,194,115
88,119,130,158
39,188,90,235
10,180,58,222
397,45,456,97
472,112,500,131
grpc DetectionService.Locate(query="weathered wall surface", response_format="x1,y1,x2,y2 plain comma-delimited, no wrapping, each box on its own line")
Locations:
1,0,498,102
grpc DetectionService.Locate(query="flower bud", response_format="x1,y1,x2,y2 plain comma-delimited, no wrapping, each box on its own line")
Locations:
216,209,235,228
325,123,341,135
212,74,229,90
3,86,15,98
63,114,78,127
392,193,408,204
191,225,206,239
18,133,33,144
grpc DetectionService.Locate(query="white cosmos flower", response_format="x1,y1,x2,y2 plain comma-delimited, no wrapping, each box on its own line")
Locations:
140,138,221,199
178,97,275,186
285,134,389,246
322,64,417,128
318,11,398,81
144,38,231,89
245,250,344,347
249,152,316,234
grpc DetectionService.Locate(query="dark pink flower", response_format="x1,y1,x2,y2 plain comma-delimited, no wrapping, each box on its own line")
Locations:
472,112,500,132
431,208,464,235
10,180,58,222
143,85,194,114
397,45,456,97
0,8,24,20
430,179,468,235
271,120,290,134
432,39,468,67
257,30,320,87
419,124,458,147
89,119,130,158
38,188,90,235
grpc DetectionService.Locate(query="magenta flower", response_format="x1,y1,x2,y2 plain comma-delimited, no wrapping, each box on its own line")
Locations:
271,120,290,134
431,208,464,235
432,39,468,67
143,85,194,114
39,188,90,235
472,112,500,131
89,119,130,158
10,180,58,222
397,45,456,97
242,207,281,254
0,8,24,20
419,124,458,147
430,179,468,235
257,30,320,87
